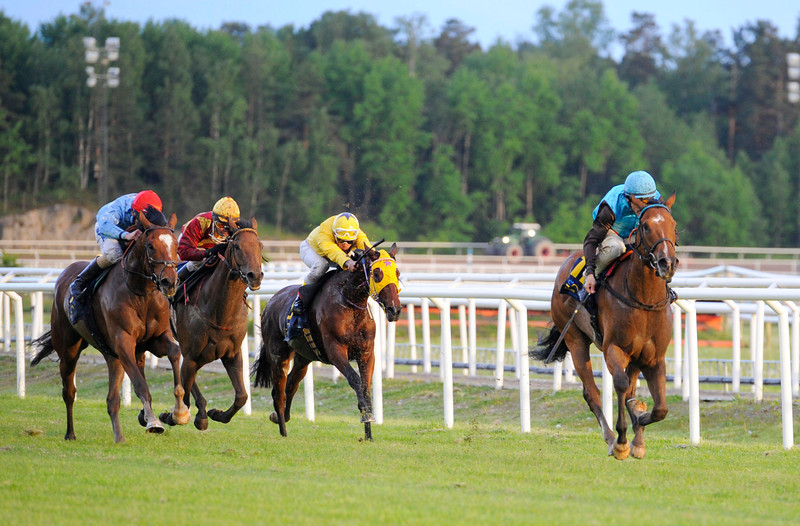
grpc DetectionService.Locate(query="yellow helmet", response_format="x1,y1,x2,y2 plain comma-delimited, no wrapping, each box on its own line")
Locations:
212,197,240,222
332,212,359,241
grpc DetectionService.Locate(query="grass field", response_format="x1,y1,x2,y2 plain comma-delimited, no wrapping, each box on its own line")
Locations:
2,354,800,525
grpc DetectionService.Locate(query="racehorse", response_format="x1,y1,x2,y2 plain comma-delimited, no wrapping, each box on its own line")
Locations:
30,207,189,443
160,218,263,430
252,243,403,441
531,194,678,459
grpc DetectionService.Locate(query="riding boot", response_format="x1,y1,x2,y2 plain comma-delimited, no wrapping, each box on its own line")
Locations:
285,292,306,342
177,264,193,283
68,258,103,323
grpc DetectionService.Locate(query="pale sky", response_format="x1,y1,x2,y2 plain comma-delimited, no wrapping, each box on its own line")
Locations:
2,0,798,51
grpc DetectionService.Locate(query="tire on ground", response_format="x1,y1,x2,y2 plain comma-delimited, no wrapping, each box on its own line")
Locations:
529,237,555,258
505,244,524,263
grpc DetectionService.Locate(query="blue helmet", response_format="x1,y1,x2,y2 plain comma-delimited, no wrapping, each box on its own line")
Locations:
623,171,657,199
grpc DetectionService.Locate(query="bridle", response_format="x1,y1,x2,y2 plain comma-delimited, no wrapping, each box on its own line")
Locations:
121,225,179,294
216,227,259,285
629,203,677,271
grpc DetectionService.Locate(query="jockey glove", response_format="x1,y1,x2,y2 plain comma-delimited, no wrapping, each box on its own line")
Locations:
204,243,227,258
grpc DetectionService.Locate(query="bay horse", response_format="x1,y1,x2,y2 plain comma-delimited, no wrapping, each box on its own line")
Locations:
30,207,189,443
252,243,403,441
531,194,678,459
160,219,263,430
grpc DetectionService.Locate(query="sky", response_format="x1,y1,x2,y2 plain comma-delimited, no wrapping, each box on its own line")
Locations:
1,0,798,51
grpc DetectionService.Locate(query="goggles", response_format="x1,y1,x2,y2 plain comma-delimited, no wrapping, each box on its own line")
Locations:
333,228,358,241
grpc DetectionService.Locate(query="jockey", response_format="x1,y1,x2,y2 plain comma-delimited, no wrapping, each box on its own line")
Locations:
176,196,240,282
288,212,371,325
68,190,162,322
583,170,661,294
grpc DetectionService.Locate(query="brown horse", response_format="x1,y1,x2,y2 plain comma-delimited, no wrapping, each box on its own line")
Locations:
30,207,189,443
532,194,678,459
252,243,403,441
161,219,263,430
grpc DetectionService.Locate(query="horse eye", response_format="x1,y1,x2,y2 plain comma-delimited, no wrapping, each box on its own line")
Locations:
373,268,383,281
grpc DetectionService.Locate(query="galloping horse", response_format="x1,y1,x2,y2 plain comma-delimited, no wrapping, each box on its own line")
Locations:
253,243,403,441
30,207,189,443
161,219,263,430
532,194,678,459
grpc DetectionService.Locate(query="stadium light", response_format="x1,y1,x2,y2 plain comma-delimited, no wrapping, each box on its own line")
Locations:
787,52,800,104
83,37,121,203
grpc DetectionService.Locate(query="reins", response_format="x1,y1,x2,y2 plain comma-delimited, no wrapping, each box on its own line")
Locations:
216,227,259,285
603,203,675,311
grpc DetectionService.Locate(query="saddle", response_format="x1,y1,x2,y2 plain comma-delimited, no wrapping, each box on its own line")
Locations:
559,252,633,343
282,269,338,363
171,258,218,305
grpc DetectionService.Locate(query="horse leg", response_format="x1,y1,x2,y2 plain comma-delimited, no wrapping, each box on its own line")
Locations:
283,354,311,424
623,364,646,459
104,356,126,444
328,349,371,432
207,353,248,424
269,354,292,437
356,351,376,441
604,344,632,460
178,359,207,431
151,336,189,426
566,332,615,451
58,350,81,441
627,360,669,459
116,335,163,434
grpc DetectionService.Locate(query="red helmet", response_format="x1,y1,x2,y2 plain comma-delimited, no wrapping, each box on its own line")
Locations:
132,190,162,212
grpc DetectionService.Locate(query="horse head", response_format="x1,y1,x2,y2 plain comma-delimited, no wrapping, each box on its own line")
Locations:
136,206,180,297
222,217,263,291
364,243,403,322
629,193,678,282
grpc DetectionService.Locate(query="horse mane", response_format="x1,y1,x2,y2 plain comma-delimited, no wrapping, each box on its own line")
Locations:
142,205,168,227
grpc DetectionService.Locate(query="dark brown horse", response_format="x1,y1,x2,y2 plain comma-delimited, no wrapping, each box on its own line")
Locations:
252,243,403,441
161,219,263,430
532,194,678,459
30,208,188,443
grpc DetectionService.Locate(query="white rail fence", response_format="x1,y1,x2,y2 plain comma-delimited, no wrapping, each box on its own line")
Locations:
2,265,799,449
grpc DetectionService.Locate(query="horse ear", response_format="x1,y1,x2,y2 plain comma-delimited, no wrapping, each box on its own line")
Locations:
389,243,398,259
139,210,153,229
250,217,257,230
665,192,676,209
629,195,646,214
168,213,177,230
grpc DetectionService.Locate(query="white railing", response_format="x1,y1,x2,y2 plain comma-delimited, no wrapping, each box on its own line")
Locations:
2,265,799,449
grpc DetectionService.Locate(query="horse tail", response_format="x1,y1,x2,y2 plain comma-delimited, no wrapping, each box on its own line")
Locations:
529,325,569,363
30,330,55,366
251,338,272,389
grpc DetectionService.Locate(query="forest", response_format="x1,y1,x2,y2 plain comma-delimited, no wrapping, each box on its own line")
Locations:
1,1,800,246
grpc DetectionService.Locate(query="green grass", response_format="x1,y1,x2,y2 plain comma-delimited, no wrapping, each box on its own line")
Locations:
2,355,800,525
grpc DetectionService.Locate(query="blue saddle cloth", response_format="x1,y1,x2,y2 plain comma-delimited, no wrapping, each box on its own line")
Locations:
560,256,587,301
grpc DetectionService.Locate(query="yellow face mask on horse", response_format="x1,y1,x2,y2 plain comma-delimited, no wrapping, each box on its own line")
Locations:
368,249,401,300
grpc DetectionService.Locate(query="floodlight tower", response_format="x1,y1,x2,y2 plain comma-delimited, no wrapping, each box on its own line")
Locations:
83,36,120,204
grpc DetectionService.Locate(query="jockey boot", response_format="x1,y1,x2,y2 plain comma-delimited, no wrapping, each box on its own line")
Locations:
68,258,103,323
177,264,193,283
291,292,304,316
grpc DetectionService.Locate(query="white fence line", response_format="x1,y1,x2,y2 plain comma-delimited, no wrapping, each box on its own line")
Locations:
2,266,799,449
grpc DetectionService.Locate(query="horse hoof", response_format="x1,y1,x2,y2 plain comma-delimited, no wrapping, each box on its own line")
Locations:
626,398,647,415
194,417,208,431
173,409,190,426
269,412,279,424
145,420,165,434
632,444,646,459
612,442,630,460
159,412,174,426
208,409,225,423
361,413,375,423
138,410,147,427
